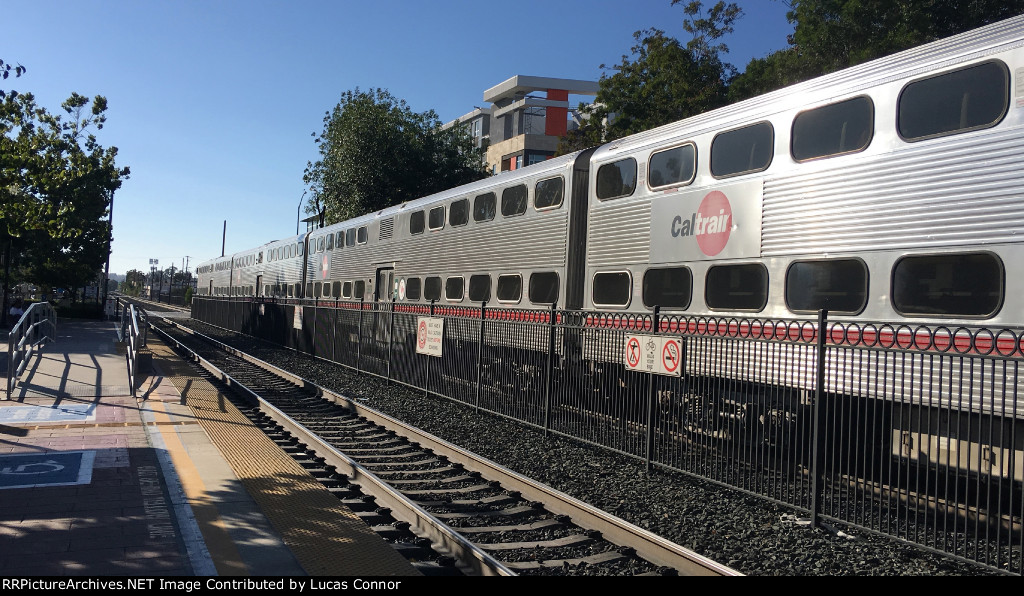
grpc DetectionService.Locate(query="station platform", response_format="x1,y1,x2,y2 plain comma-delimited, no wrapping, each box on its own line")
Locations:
0,319,420,577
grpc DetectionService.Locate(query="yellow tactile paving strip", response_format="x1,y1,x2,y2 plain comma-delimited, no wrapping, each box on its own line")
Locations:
146,338,421,577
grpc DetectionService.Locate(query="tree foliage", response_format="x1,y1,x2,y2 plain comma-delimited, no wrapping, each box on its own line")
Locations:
304,88,488,224
558,1,740,154
1,65,129,300
729,0,1024,101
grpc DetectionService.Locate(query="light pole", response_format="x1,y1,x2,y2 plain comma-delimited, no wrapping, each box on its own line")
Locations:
296,190,307,236
102,189,114,313
149,259,158,300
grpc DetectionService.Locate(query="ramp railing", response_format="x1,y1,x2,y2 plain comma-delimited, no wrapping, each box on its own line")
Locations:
5,302,57,400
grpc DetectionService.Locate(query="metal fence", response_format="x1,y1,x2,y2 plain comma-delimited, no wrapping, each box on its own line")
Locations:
192,296,1023,574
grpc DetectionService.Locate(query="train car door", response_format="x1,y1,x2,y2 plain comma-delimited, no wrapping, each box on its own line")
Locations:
374,267,394,302
256,275,262,297
372,267,394,348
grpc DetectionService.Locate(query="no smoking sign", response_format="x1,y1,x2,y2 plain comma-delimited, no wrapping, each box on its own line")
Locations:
623,334,683,377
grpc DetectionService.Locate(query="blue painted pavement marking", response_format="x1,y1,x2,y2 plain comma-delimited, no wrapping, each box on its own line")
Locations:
0,451,95,489
0,404,96,424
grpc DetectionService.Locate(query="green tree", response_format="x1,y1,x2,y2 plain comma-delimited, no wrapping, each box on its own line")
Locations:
729,0,1024,102
121,268,147,297
558,1,740,154
1,84,128,310
304,88,488,224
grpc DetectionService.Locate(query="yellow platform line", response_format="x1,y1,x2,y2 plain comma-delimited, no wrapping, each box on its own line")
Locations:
150,400,249,575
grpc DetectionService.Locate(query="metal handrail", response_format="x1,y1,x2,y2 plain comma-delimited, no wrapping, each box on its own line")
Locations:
122,303,146,397
5,302,57,400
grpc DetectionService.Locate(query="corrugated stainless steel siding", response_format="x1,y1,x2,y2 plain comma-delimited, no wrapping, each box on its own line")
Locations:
586,199,651,267
762,128,1024,255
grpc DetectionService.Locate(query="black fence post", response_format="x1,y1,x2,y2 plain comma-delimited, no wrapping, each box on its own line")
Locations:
356,296,365,371
645,306,660,473
543,303,557,435
426,300,436,398
475,302,486,413
810,308,829,528
386,297,396,384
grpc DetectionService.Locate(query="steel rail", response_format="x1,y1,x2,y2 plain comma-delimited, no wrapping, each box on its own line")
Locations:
153,315,740,577
150,319,514,577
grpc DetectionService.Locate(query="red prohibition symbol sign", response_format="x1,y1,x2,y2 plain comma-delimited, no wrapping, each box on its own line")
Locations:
662,341,680,373
626,337,641,367
418,320,428,349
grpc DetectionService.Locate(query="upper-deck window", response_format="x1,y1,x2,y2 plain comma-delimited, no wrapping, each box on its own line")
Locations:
474,192,496,222
428,206,445,230
534,176,564,210
326,234,334,251
648,144,696,189
357,226,367,244
450,198,469,226
710,121,774,178
791,96,873,161
410,211,425,235
501,184,528,217
596,158,637,200
898,60,1009,142
336,231,344,248
345,229,355,246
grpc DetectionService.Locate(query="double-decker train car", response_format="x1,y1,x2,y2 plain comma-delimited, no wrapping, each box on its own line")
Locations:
195,16,1024,420
199,16,1024,330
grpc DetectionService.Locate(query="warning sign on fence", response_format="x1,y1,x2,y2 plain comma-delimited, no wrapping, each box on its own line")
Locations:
416,317,444,357
623,334,683,376
293,306,303,331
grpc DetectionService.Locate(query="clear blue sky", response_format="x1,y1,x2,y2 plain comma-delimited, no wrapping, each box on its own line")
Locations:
2,0,794,278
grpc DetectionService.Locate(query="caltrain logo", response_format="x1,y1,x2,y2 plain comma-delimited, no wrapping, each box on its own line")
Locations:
320,255,329,280
669,190,733,256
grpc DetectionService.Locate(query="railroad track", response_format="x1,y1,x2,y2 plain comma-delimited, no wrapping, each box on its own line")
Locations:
149,316,739,577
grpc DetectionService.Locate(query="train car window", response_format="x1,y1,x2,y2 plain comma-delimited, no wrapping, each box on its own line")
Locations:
469,274,491,302
323,283,333,298
342,282,352,298
326,234,334,250
264,285,270,296
785,259,868,314
450,199,469,226
354,280,365,299
406,277,422,301
474,192,496,222
535,176,564,210
345,229,355,246
305,283,313,298
428,206,445,230
529,272,559,305
496,275,523,303
332,281,341,298
337,231,344,248
643,267,693,309
314,282,322,298
357,226,367,244
705,264,769,311
317,237,325,253
297,243,304,256
648,144,696,189
410,211,425,235
892,252,1003,317
445,277,465,302
710,121,774,178
596,158,637,200
424,277,442,302
592,272,632,307
792,96,874,161
898,60,1009,142
501,184,528,217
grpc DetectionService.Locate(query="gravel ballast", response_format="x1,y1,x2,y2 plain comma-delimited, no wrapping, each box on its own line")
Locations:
167,317,1007,576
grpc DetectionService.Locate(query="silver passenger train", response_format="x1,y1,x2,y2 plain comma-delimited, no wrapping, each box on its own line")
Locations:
199,17,1024,335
